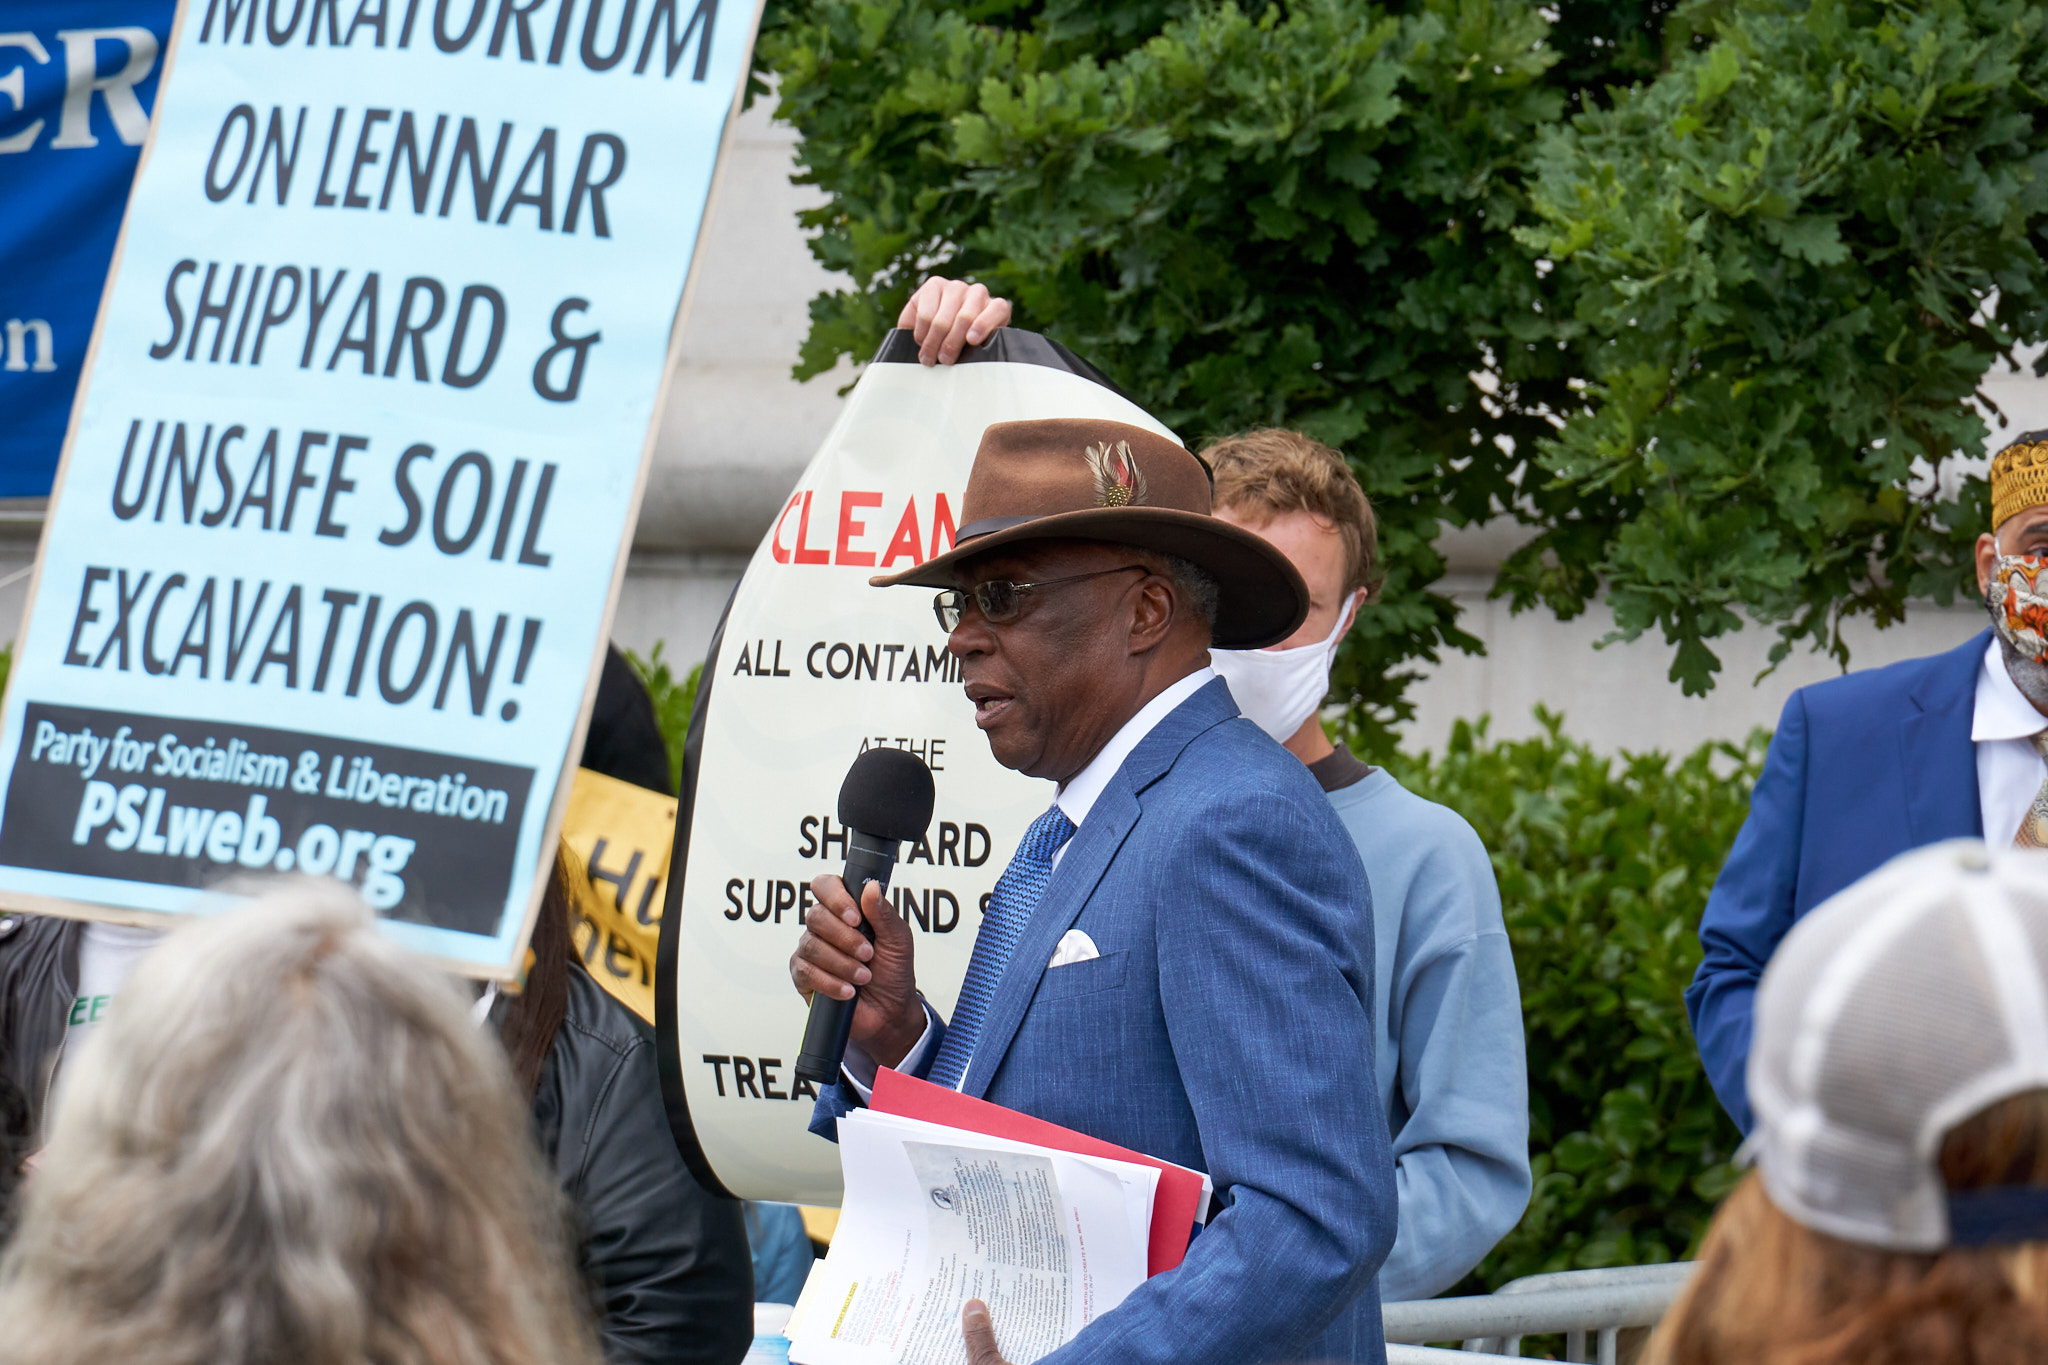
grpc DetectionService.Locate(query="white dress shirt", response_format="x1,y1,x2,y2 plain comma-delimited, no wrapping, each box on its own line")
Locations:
843,666,1219,1095
1973,638,2048,844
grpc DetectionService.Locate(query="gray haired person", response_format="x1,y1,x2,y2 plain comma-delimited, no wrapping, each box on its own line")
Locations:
0,885,604,1365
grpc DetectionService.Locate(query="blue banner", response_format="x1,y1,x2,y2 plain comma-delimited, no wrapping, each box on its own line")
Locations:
0,2,175,497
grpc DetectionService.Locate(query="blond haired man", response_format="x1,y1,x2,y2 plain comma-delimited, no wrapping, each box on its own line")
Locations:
1206,430,1531,1302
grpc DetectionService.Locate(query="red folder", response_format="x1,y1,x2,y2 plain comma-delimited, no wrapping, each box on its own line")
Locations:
870,1068,1208,1276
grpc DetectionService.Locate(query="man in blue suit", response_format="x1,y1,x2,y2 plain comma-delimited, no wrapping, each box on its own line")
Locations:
1690,431,2048,1132
791,416,1397,1364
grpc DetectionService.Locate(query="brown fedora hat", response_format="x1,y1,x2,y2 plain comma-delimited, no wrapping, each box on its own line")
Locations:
871,418,1307,648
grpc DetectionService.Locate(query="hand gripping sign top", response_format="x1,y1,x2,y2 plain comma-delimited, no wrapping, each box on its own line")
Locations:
0,0,767,976
657,328,1179,1204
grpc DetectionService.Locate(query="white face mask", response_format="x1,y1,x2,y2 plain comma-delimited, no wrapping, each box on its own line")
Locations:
1210,603,1354,742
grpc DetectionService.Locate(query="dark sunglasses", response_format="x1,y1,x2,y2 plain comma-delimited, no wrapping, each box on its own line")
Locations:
932,565,1147,632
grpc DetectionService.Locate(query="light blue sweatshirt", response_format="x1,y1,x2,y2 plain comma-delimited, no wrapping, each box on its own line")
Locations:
1325,765,1531,1302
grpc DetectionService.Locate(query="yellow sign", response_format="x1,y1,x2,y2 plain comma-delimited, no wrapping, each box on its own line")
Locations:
800,1206,841,1244
561,768,677,1024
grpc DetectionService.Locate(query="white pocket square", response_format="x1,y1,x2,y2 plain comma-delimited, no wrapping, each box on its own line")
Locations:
1048,929,1099,968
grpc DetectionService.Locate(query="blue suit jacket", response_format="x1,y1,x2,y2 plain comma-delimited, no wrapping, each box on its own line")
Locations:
814,679,1397,1364
1686,631,1985,1132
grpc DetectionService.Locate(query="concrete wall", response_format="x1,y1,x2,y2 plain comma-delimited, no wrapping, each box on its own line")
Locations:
1412,549,1987,757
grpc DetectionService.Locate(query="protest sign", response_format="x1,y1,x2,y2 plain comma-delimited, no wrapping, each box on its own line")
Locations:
0,1,175,495
658,330,1179,1203
0,0,765,976
562,763,672,1022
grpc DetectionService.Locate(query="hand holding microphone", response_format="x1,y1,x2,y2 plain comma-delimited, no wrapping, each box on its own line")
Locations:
791,748,935,1084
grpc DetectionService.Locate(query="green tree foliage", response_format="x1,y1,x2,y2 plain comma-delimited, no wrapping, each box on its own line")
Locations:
760,0,1575,742
1539,0,1725,100
1514,0,2048,692
756,0,2048,726
1386,712,1756,1285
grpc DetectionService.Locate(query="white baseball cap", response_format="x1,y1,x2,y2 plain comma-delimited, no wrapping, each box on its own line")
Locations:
1745,839,2048,1251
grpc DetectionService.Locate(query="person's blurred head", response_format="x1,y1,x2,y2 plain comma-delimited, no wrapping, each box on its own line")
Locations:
1648,841,2048,1365
0,884,601,1365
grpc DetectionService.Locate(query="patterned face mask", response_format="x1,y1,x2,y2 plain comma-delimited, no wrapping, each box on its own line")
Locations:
1989,554,2048,663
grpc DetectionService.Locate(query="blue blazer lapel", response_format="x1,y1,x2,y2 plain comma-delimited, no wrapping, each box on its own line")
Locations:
960,677,1239,1099
1900,630,1989,842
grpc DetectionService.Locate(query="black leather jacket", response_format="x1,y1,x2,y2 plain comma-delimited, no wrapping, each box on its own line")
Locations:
0,912,75,1143
529,964,753,1364
0,913,752,1365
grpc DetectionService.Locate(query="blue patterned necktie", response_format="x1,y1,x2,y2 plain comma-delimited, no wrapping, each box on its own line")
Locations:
926,804,1078,1090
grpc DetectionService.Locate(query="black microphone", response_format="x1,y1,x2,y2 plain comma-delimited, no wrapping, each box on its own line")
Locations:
794,747,936,1085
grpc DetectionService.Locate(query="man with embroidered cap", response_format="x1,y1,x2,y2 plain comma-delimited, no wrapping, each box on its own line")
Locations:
790,418,1397,1365
1690,430,2048,1134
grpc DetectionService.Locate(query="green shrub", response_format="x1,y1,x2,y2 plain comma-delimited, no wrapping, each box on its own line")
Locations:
1379,709,1757,1288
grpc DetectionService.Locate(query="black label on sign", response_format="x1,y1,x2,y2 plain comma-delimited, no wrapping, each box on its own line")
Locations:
0,702,533,936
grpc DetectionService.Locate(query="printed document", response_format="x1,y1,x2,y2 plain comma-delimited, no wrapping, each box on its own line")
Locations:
787,1111,1158,1365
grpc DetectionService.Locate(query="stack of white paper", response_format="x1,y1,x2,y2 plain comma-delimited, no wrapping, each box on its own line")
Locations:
786,1111,1161,1365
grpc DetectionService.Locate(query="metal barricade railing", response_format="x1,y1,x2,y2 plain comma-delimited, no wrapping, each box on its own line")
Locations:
1383,1262,1696,1365
1387,1346,1526,1365
1387,1346,1528,1365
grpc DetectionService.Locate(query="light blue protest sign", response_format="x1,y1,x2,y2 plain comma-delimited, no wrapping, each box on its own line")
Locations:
0,0,764,974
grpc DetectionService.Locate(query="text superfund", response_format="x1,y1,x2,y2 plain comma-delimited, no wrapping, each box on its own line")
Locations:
769,487,955,570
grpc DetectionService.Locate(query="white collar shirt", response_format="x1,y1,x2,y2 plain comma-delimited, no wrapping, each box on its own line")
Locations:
1972,638,2048,845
